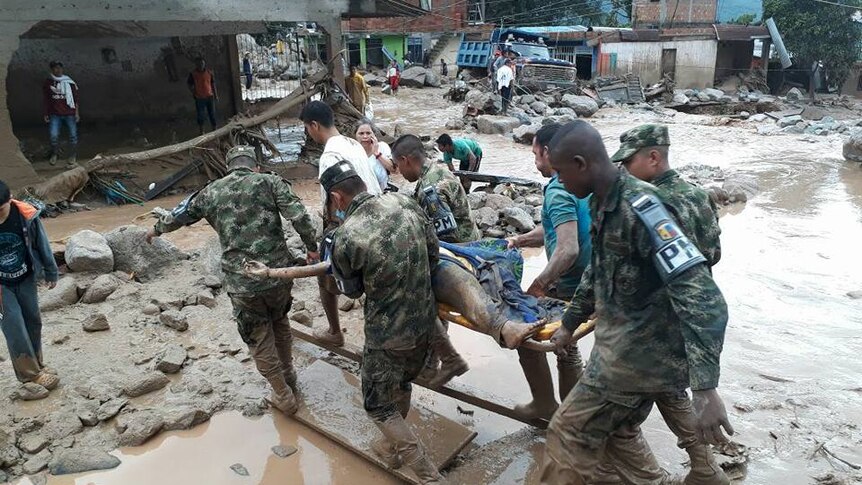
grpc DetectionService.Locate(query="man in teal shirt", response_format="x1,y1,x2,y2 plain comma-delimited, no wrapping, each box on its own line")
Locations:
436,133,483,172
506,123,592,420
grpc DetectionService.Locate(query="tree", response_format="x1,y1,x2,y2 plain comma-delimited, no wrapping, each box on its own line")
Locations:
729,13,757,25
764,0,862,97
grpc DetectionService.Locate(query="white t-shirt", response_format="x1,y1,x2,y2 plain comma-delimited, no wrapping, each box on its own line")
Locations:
370,141,392,190
319,135,383,204
388,66,399,78
497,65,514,88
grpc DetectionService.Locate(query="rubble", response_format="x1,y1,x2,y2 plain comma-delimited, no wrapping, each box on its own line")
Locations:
477,115,522,135
560,94,599,117
468,184,544,237
117,410,165,446
155,344,188,374
81,274,121,304
159,310,189,332
123,372,170,398
82,313,110,332
843,131,862,162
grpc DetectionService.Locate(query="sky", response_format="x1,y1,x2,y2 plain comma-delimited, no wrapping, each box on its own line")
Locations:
717,0,764,22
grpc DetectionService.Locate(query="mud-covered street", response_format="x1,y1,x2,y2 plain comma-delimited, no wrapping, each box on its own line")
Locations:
3,85,862,485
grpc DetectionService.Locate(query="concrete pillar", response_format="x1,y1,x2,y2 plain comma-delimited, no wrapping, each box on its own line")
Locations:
0,22,40,189
226,34,243,113
360,37,367,69
317,19,345,89
760,39,771,78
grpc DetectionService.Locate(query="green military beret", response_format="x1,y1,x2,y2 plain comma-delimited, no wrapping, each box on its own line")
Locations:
610,124,670,163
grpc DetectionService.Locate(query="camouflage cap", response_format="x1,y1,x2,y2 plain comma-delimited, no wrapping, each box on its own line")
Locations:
225,145,258,165
610,124,670,163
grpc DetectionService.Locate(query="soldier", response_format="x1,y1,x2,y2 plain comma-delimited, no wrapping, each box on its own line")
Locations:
611,124,721,267
505,123,592,420
540,121,734,484
146,145,317,415
391,134,480,244
607,123,728,484
322,161,443,483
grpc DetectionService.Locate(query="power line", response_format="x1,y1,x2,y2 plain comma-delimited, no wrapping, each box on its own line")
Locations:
812,0,862,9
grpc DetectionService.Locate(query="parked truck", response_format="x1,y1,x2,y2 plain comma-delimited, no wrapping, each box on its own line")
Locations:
456,28,578,91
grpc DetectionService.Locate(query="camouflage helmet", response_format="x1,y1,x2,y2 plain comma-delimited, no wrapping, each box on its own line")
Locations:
225,145,258,166
610,124,670,163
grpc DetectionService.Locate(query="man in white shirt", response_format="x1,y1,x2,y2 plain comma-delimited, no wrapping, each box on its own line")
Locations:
497,58,515,115
300,100,382,346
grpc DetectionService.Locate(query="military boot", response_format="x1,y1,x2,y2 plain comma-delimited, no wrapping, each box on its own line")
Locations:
370,436,403,469
513,348,558,420
557,345,584,402
375,415,443,484
275,318,298,390
684,444,730,485
265,372,298,415
427,334,468,388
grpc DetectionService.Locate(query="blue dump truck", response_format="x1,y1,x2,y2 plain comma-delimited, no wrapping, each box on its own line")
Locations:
456,28,578,91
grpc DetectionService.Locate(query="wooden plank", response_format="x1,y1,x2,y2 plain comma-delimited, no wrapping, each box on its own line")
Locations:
452,171,541,189
293,359,477,484
290,323,551,429
764,107,804,120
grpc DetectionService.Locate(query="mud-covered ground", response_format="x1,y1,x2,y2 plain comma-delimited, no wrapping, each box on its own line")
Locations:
2,86,862,485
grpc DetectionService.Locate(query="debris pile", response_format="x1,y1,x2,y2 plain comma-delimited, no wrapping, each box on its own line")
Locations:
467,184,543,239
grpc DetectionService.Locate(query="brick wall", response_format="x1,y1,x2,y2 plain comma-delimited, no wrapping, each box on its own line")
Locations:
633,0,717,28
343,0,468,33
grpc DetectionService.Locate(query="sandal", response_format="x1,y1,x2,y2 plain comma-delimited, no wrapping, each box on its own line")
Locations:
32,372,60,391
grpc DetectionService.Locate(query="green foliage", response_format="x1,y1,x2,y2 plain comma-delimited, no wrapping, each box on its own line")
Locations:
729,13,757,25
764,0,862,88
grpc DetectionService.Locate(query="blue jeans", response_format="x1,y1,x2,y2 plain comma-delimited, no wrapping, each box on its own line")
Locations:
49,114,77,152
195,97,217,130
1,274,44,382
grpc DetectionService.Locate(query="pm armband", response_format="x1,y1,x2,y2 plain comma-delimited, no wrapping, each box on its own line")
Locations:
629,194,706,282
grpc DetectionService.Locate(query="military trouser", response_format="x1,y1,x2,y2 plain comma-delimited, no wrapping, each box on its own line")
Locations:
229,283,295,385
1,274,44,383
362,334,431,422
540,382,675,485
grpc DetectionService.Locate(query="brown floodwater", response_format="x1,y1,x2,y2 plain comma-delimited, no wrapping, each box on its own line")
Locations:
20,88,862,484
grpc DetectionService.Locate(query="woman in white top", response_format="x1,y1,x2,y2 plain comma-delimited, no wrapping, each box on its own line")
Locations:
355,120,396,191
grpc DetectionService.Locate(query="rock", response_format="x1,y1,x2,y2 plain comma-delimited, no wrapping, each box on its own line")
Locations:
77,401,99,427
196,275,222,290
48,448,121,475
512,124,541,145
672,92,690,104
484,193,516,211
786,87,804,101
697,92,711,102
467,192,487,210
484,227,506,238
477,115,522,135
722,175,759,203
97,399,128,421
142,303,161,316
105,225,184,281
520,94,536,105
18,434,50,454
701,88,724,101
843,131,862,162
777,115,803,128
445,118,465,130
424,70,441,87
13,382,49,401
531,206,542,223
123,372,170,397
756,124,780,136
65,230,114,273
561,95,599,117
364,74,384,86
525,195,543,207
80,274,120,304
781,124,805,135
474,207,500,229
23,449,51,474
847,290,862,299
159,310,189,332
40,277,80,311
502,207,536,232
230,463,250,476
749,113,768,122
163,408,211,431
272,445,298,458
290,309,314,326
117,410,165,447
155,344,187,374
465,90,502,115
81,313,110,333
196,289,217,309
530,101,549,115
399,66,427,88
739,111,750,119
0,470,6,482
381,84,393,95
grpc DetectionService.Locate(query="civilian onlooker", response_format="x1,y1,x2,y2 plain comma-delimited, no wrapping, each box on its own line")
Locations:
440,59,449,77
43,60,79,167
497,58,515,115
0,179,60,400
387,60,400,96
187,57,218,134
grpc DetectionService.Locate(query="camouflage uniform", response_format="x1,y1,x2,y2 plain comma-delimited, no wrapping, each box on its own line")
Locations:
154,165,317,391
413,162,481,244
331,192,439,421
540,170,728,484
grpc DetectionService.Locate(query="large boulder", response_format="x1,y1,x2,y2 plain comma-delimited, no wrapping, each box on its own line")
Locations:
786,87,805,101
473,207,500,229
65,230,114,274
424,70,441,88
399,66,427,88
484,193,517,211
530,101,549,115
40,277,80,311
105,225,183,281
513,124,542,145
465,90,502,115
672,92,690,105
477,115,522,135
364,74,384,86
843,131,862,162
503,207,536,232
700,88,725,101
561,95,599,117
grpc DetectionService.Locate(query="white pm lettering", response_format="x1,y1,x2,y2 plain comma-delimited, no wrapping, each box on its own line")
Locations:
658,239,698,273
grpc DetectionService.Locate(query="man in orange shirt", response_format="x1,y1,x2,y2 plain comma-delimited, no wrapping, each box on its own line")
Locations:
187,57,218,134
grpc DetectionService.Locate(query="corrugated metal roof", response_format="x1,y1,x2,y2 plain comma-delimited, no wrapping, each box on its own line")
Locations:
510,26,589,34
714,24,771,41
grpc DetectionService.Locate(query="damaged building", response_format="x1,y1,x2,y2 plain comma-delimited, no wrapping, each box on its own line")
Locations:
0,0,424,190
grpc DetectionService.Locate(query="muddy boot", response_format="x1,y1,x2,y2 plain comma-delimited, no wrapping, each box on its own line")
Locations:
592,463,624,484
371,436,403,469
265,373,298,415
684,444,730,485
275,319,298,389
514,348,558,420
427,323,468,388
312,326,345,347
556,345,584,402
375,415,443,484
48,152,58,166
